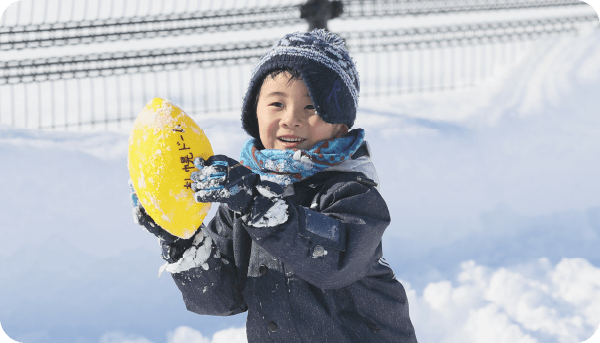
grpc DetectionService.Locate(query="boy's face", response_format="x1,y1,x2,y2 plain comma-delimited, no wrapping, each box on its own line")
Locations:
256,72,348,150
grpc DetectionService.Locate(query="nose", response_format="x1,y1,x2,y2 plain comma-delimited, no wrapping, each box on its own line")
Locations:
279,106,303,128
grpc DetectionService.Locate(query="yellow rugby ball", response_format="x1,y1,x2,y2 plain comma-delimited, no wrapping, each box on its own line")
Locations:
128,98,213,239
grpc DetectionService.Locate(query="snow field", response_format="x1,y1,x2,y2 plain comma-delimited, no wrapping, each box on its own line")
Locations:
0,2,600,342
405,258,600,343
99,326,246,343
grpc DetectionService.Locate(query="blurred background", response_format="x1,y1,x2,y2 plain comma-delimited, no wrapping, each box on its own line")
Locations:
1,1,599,343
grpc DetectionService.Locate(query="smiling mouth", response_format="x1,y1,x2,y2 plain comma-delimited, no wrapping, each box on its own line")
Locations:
278,137,305,143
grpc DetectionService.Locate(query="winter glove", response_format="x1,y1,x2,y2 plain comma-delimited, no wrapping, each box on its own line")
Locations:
129,180,196,263
191,155,285,224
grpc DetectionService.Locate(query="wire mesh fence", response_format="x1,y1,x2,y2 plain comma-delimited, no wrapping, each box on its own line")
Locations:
0,0,590,50
0,0,598,130
0,0,589,27
0,0,305,26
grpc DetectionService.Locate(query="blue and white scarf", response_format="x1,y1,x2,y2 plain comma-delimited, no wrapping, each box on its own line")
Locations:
240,129,365,187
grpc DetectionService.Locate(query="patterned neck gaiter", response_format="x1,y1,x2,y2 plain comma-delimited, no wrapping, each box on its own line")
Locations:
239,129,365,187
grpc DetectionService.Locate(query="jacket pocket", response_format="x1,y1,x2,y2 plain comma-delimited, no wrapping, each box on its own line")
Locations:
298,206,346,252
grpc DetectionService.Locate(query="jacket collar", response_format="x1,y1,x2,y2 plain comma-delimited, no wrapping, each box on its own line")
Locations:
323,141,381,190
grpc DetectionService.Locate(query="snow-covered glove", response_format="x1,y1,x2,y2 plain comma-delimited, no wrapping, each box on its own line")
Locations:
191,155,286,224
129,180,195,263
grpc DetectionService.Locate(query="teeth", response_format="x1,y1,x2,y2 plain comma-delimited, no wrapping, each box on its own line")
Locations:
279,137,303,142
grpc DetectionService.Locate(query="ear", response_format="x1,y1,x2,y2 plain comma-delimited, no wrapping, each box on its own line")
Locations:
335,124,349,138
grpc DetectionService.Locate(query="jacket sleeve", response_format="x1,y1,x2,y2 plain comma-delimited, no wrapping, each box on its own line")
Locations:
170,205,248,316
243,173,391,290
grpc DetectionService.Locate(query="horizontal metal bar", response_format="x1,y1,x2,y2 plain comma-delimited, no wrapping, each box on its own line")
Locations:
341,0,588,18
1,14,597,84
0,5,302,50
0,41,275,83
343,14,598,51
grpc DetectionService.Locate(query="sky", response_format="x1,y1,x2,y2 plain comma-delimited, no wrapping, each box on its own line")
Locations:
1,1,600,343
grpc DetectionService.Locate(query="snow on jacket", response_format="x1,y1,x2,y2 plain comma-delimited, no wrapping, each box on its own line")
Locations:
169,146,418,343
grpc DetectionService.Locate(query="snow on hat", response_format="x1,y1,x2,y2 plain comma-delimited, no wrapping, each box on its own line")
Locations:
241,29,360,139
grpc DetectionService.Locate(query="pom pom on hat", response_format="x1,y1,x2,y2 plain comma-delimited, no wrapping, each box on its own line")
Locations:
312,28,345,47
241,29,360,139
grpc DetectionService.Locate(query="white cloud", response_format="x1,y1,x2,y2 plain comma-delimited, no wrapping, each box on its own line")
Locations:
406,258,600,343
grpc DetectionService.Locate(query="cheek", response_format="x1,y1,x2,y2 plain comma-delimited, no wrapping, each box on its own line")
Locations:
308,118,337,141
257,113,279,148
266,120,279,139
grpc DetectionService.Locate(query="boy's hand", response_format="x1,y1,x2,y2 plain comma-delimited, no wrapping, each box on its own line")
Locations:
129,180,195,263
191,155,259,214
191,155,285,223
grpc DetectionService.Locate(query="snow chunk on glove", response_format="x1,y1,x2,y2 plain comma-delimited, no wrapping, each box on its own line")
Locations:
158,229,213,276
244,183,289,227
248,198,289,227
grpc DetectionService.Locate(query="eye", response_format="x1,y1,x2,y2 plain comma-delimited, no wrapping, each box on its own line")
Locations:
305,104,316,110
269,102,283,108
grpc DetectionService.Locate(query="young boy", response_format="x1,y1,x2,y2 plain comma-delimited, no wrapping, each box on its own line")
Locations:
132,30,418,343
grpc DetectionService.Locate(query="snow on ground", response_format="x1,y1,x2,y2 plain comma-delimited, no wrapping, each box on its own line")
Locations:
0,8,599,343
405,258,600,343
99,326,246,343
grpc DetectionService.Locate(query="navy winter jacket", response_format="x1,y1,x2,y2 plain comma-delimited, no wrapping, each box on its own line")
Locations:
171,170,418,343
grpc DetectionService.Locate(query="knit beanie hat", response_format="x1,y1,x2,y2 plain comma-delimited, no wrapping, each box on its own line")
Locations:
241,29,360,139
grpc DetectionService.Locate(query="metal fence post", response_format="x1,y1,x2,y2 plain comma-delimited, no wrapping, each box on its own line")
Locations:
300,0,343,31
